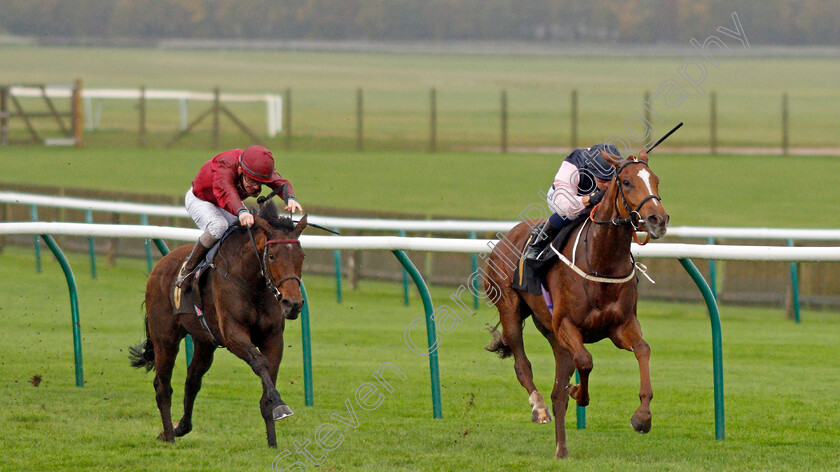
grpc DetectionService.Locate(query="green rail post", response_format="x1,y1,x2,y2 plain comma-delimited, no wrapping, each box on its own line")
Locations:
787,239,801,323
469,231,479,311
141,214,153,274
85,209,96,279
152,239,194,366
706,237,717,300
398,230,410,307
31,205,41,273
575,370,586,429
300,281,314,406
679,258,725,440
41,234,84,387
392,250,442,419
333,228,342,304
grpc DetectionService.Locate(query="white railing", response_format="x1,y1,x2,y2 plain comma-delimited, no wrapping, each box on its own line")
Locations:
9,87,283,138
3,222,840,261
2,191,840,241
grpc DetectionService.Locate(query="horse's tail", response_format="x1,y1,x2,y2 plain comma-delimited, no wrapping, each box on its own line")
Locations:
129,312,156,372
485,322,513,359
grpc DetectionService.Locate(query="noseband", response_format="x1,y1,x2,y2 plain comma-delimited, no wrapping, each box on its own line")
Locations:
590,159,662,245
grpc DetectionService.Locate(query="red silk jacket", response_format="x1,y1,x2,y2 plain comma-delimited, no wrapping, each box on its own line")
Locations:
191,149,295,215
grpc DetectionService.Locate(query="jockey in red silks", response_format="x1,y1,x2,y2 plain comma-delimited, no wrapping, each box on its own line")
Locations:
175,145,303,287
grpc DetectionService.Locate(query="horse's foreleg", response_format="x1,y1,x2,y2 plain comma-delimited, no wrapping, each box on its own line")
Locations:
550,347,576,459
175,340,216,438
226,327,289,448
257,331,286,449
555,316,593,407
611,318,653,433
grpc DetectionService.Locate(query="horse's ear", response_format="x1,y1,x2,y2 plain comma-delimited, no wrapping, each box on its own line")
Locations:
637,148,649,162
600,149,622,170
253,216,273,249
294,214,308,238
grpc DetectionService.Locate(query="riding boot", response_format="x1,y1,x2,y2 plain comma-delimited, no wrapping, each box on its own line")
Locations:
524,221,562,261
175,239,212,288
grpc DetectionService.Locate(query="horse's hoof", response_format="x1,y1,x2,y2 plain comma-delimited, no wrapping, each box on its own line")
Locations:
631,414,652,434
567,385,589,407
532,408,552,424
273,404,294,420
554,446,569,459
156,431,175,443
173,421,192,437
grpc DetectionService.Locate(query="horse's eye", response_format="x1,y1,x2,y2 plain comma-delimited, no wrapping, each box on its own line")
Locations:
622,179,631,186
268,253,275,261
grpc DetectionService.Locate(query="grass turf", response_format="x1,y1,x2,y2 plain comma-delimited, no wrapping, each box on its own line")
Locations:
0,246,838,471
1,146,839,228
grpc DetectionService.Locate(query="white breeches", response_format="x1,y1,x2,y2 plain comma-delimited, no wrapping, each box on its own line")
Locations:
184,188,238,240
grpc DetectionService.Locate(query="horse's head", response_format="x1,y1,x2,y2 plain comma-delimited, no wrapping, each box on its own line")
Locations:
253,201,308,319
602,149,669,239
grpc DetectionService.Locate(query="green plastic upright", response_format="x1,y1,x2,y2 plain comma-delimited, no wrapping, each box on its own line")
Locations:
679,258,725,440
392,250,442,419
41,234,84,387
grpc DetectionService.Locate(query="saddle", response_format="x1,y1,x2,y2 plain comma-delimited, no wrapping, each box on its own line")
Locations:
171,225,238,316
512,213,588,295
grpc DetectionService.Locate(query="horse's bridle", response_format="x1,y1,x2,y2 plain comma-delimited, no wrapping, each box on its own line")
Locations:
261,239,303,301
246,226,303,301
590,158,662,245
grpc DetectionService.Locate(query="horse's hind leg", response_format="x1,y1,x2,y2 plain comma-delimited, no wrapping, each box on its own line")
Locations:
610,318,653,433
174,340,216,438
490,290,551,424
152,338,179,443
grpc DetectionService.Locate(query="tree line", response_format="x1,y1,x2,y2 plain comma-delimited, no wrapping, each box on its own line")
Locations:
2,0,839,46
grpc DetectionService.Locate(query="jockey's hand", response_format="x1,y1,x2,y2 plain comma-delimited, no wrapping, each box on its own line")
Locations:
285,199,303,214
588,188,606,206
239,210,255,227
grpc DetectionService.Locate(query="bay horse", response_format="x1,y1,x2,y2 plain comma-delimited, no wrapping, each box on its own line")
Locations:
130,200,308,448
484,149,669,458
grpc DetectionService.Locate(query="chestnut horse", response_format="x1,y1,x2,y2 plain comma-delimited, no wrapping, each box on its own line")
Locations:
130,200,308,448
484,149,669,458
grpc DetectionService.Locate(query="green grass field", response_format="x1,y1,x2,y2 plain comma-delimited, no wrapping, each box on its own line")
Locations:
2,146,839,229
1,246,839,471
3,45,840,149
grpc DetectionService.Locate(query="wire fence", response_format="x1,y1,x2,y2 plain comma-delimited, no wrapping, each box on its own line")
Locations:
4,85,840,153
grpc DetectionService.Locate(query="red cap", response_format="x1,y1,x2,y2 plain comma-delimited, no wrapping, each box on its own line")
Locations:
238,145,275,183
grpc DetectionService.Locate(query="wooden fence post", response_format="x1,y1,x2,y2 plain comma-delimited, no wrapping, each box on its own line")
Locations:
0,86,8,146
429,87,437,152
781,92,789,155
710,92,718,154
356,88,363,151
213,87,220,149
139,86,146,147
284,88,292,151
500,89,508,153
72,79,83,148
570,89,578,149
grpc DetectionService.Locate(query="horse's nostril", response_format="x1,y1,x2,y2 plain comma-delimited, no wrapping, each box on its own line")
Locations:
648,215,661,226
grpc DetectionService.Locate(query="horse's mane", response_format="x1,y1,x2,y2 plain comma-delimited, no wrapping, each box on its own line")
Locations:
253,200,295,232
